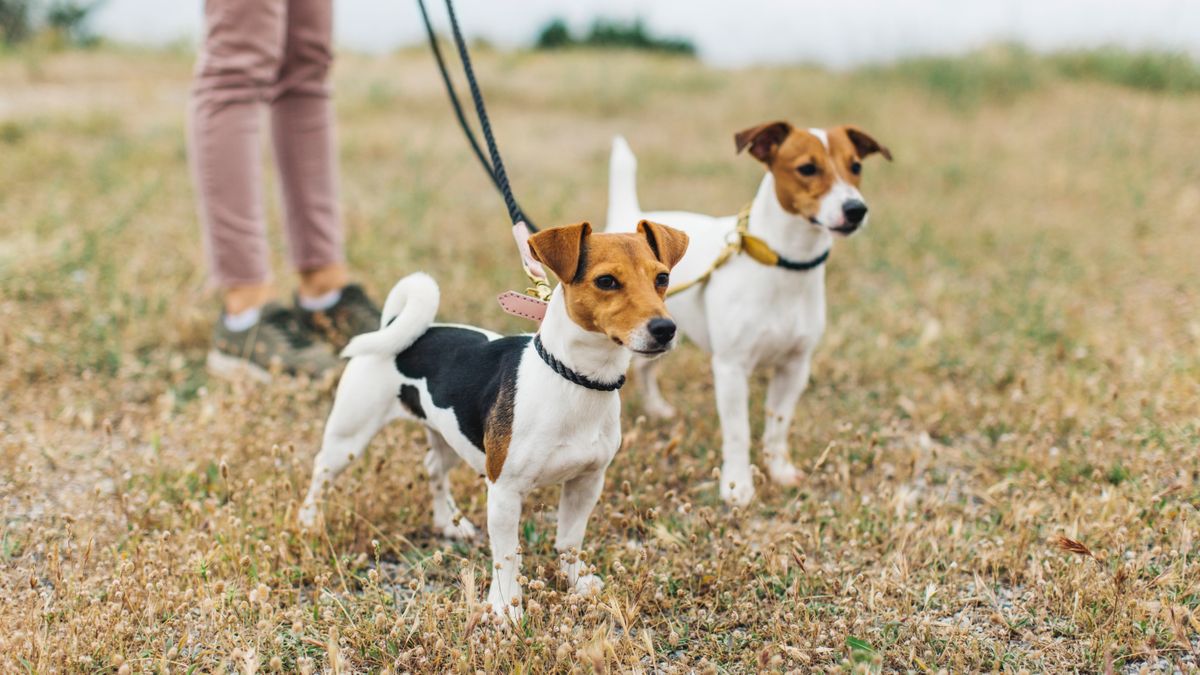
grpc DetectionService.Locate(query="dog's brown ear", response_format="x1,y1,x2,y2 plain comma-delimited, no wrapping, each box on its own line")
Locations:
842,125,893,161
734,121,793,163
528,221,592,283
637,220,689,270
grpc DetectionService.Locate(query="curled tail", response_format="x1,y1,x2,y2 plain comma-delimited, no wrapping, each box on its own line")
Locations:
605,135,641,232
340,273,439,358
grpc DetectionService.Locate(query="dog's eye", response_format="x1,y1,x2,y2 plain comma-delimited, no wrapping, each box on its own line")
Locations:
594,275,619,290
850,161,862,175
655,273,670,288
797,163,818,177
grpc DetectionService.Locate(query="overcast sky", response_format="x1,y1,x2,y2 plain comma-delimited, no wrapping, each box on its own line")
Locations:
93,0,1200,68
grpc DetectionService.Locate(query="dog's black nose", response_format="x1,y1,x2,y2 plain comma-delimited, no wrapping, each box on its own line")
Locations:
842,199,868,225
648,318,676,345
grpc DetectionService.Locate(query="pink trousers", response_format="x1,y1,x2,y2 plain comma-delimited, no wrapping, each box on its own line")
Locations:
188,0,343,288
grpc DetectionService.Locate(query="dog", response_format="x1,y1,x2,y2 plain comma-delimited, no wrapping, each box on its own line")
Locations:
298,219,688,621
604,121,891,506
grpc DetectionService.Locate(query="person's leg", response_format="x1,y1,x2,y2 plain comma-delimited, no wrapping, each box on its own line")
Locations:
271,0,346,302
189,0,286,314
191,0,340,381
269,0,379,350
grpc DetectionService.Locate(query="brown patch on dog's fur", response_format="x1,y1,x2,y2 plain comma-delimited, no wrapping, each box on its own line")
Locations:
528,221,688,347
638,219,689,269
484,369,518,481
840,125,892,163
734,121,891,219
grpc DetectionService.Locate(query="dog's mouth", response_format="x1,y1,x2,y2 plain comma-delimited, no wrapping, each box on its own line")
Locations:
614,337,672,356
631,345,672,357
809,216,857,235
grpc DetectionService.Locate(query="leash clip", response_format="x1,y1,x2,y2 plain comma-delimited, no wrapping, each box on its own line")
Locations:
498,221,550,322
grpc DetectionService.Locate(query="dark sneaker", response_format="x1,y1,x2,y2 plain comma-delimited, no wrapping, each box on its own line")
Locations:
207,302,341,382
296,284,381,351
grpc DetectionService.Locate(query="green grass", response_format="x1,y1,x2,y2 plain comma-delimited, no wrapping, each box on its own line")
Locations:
1050,47,1200,93
874,45,1046,109
870,44,1200,110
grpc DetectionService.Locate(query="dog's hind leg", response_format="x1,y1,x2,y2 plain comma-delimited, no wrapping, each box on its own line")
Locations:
425,429,477,539
555,469,606,596
762,356,812,487
633,356,676,419
298,422,382,528
298,358,396,528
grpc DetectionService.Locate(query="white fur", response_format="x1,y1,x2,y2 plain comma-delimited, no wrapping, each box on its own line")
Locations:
340,273,439,358
607,136,852,506
299,277,633,621
815,176,865,230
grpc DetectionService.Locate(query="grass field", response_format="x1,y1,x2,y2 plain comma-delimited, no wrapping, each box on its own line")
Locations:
1,44,1199,673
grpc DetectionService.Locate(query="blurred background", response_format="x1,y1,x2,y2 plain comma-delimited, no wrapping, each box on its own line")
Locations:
90,0,1200,68
2,1,1199,672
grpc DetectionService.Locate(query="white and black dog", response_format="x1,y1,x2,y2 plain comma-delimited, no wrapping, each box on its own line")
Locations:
299,220,688,621
606,121,890,506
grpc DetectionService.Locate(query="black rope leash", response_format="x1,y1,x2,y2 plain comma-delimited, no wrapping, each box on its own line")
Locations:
415,0,537,232
534,335,626,391
414,0,510,220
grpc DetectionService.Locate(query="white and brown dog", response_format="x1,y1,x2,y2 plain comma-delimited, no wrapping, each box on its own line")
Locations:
298,220,688,620
605,121,891,506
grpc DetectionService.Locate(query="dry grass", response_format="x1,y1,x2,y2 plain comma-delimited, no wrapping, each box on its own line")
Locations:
1,44,1199,673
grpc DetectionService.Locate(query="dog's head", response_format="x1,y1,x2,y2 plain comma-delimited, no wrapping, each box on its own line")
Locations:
529,220,689,356
735,122,891,235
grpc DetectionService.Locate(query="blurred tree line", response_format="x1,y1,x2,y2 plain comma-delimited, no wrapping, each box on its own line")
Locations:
535,17,695,56
1,0,100,47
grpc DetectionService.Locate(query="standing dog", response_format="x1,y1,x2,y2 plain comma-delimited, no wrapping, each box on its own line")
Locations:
299,220,688,620
605,122,890,506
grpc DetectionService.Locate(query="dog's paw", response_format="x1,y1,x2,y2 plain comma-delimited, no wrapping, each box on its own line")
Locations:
572,574,604,597
719,469,755,507
487,596,524,626
440,516,478,540
297,502,320,530
766,461,805,487
645,399,677,420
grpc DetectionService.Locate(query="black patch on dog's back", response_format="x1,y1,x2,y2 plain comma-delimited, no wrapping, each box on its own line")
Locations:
398,384,425,419
394,326,529,452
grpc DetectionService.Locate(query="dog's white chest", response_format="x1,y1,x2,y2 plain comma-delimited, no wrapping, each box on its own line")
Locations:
703,258,827,364
501,362,623,489
509,418,620,488
751,301,824,365
526,424,620,486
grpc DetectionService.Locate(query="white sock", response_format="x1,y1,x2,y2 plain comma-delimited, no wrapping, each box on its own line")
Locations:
223,306,262,333
298,288,342,312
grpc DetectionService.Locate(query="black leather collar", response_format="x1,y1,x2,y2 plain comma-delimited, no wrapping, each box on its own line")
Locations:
774,248,830,271
533,335,625,392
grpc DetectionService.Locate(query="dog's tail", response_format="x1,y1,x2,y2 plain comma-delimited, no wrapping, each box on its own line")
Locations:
340,272,439,359
605,135,641,232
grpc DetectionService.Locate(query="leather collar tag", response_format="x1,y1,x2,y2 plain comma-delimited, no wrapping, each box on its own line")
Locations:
498,291,547,322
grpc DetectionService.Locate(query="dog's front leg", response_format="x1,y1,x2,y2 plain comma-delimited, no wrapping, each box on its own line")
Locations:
555,469,606,597
762,356,812,486
633,356,675,419
486,484,524,623
713,356,755,506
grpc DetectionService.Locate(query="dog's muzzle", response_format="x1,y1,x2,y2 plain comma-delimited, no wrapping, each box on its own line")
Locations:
632,317,677,355
842,199,868,225
830,199,868,235
648,318,677,346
